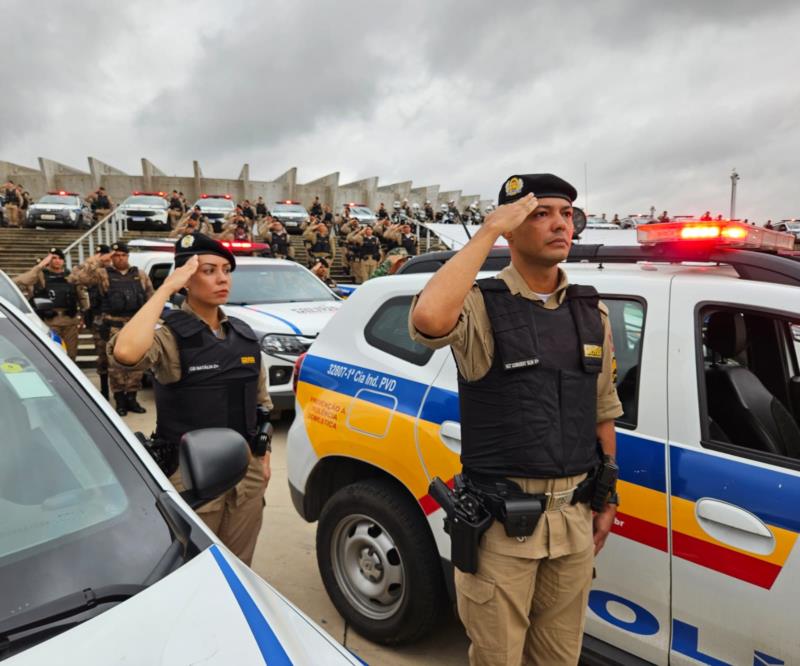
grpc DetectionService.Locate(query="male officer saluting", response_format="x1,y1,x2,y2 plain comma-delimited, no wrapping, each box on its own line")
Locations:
14,248,87,360
110,233,271,566
410,174,622,666
71,241,154,414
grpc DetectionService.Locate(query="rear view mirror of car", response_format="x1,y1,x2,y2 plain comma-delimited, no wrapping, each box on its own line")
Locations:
178,428,249,509
572,207,587,237
31,297,55,318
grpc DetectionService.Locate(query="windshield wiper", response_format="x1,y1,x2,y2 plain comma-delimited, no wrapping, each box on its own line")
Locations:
0,584,143,644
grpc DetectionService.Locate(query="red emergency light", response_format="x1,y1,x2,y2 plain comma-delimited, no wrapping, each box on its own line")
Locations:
48,191,78,196
637,220,796,252
201,194,232,199
219,240,268,254
277,200,299,205
132,191,167,197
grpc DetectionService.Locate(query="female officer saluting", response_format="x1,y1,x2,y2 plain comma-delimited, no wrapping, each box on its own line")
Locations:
110,232,271,566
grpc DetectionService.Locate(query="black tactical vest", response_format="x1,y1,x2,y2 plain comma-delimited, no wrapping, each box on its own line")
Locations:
256,203,267,216
400,234,417,255
101,267,146,317
35,269,77,316
311,234,332,254
4,188,16,204
358,236,381,260
154,310,261,445
271,231,289,255
458,279,604,479
96,195,110,209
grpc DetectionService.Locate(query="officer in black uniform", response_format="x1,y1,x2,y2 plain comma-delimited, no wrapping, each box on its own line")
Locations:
168,190,184,228
255,196,268,219
110,232,272,566
85,244,111,397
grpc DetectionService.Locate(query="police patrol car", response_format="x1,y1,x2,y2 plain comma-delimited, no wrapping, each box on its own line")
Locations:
24,191,93,229
192,194,236,233
0,297,360,664
287,219,800,664
269,201,310,234
116,191,170,231
345,203,377,226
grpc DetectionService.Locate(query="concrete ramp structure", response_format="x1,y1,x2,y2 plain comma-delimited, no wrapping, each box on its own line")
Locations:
1,157,494,210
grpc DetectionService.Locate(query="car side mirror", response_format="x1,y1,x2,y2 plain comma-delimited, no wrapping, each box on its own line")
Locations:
572,207,587,238
170,291,186,308
178,428,249,509
31,297,55,318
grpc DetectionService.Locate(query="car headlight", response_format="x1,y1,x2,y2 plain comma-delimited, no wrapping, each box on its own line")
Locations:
261,334,306,355
69,210,77,220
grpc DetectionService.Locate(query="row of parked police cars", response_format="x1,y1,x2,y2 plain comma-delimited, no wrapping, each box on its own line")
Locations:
1,212,800,664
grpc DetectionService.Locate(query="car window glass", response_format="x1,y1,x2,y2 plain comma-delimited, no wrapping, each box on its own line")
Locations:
365,296,433,366
149,263,172,291
0,274,29,311
602,298,645,429
698,306,800,465
227,265,336,304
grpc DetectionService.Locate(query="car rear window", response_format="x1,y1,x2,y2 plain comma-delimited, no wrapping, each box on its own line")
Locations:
364,296,433,366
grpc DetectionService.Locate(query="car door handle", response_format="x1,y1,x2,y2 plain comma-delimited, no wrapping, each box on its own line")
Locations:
695,498,775,556
438,421,461,454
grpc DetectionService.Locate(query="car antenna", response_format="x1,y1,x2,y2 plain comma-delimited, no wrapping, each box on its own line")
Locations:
459,217,472,241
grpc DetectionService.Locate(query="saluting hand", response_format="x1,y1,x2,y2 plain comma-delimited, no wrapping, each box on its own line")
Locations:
37,254,54,269
484,193,539,235
162,255,199,294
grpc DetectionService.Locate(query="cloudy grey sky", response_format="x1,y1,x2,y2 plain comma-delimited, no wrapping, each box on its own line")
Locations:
3,0,799,220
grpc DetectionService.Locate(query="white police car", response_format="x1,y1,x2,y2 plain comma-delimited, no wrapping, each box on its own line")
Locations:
268,201,310,235
0,297,360,664
287,219,800,663
24,191,93,229
193,194,236,233
116,191,170,231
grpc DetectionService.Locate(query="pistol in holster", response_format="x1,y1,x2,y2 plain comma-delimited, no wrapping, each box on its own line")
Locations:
135,431,180,478
429,475,493,574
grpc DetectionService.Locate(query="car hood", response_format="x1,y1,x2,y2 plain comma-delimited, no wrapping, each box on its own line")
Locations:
119,204,167,211
10,545,359,665
225,300,341,336
272,211,307,219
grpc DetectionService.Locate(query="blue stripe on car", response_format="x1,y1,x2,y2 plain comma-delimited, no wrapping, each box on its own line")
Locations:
243,305,302,334
299,354,800,533
210,545,292,665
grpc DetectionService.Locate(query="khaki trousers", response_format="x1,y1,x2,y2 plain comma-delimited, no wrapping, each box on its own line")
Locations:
5,203,19,226
456,544,594,666
354,258,378,283
50,321,80,360
170,455,267,566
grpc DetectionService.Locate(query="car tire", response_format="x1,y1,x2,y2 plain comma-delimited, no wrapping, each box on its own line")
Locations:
317,478,447,645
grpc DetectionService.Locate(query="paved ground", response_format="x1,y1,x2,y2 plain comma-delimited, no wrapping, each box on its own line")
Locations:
91,373,470,665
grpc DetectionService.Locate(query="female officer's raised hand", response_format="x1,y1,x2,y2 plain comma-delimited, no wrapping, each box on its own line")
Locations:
162,255,200,294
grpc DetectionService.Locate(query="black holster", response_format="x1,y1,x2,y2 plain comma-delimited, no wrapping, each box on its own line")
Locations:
137,431,180,477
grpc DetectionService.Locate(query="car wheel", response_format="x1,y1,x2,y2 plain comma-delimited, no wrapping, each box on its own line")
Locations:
317,478,447,645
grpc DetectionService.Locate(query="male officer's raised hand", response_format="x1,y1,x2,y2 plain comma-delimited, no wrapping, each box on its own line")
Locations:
484,193,539,235
162,255,199,294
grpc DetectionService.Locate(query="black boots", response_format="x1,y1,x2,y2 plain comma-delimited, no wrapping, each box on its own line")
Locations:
126,392,146,414
114,392,127,416
99,373,109,400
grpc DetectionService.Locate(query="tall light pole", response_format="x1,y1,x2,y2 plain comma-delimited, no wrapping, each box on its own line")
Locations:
730,168,740,219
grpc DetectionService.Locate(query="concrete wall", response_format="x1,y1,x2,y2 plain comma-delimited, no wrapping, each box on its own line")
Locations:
1,157,494,211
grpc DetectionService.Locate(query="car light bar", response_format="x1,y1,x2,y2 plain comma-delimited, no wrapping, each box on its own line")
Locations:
201,194,232,199
48,191,79,196
219,241,268,253
277,200,300,204
132,191,166,196
637,220,796,252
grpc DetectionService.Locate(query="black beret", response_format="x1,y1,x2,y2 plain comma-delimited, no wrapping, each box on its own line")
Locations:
96,243,111,254
174,232,236,271
49,247,65,259
498,174,578,205
111,241,129,253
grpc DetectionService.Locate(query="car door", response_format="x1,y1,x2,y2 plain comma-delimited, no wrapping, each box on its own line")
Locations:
667,274,800,665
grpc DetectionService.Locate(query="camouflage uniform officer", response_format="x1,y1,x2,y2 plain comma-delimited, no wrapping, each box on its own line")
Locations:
368,246,408,279
88,187,113,222
13,248,87,360
72,241,154,415
383,223,418,256
110,233,272,566
410,174,622,666
339,218,361,276
261,220,294,260
170,211,213,238
303,222,336,267
85,244,112,398
348,225,382,284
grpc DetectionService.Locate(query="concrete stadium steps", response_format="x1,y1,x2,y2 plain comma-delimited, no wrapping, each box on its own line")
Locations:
0,228,85,275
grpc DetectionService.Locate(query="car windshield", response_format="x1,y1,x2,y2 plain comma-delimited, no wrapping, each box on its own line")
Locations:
785,222,800,231
0,313,174,646
349,207,374,217
38,195,79,206
228,264,337,304
196,198,234,210
271,204,307,215
0,274,29,311
123,196,167,207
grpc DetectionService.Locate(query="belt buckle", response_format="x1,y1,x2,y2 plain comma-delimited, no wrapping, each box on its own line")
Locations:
545,489,573,511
